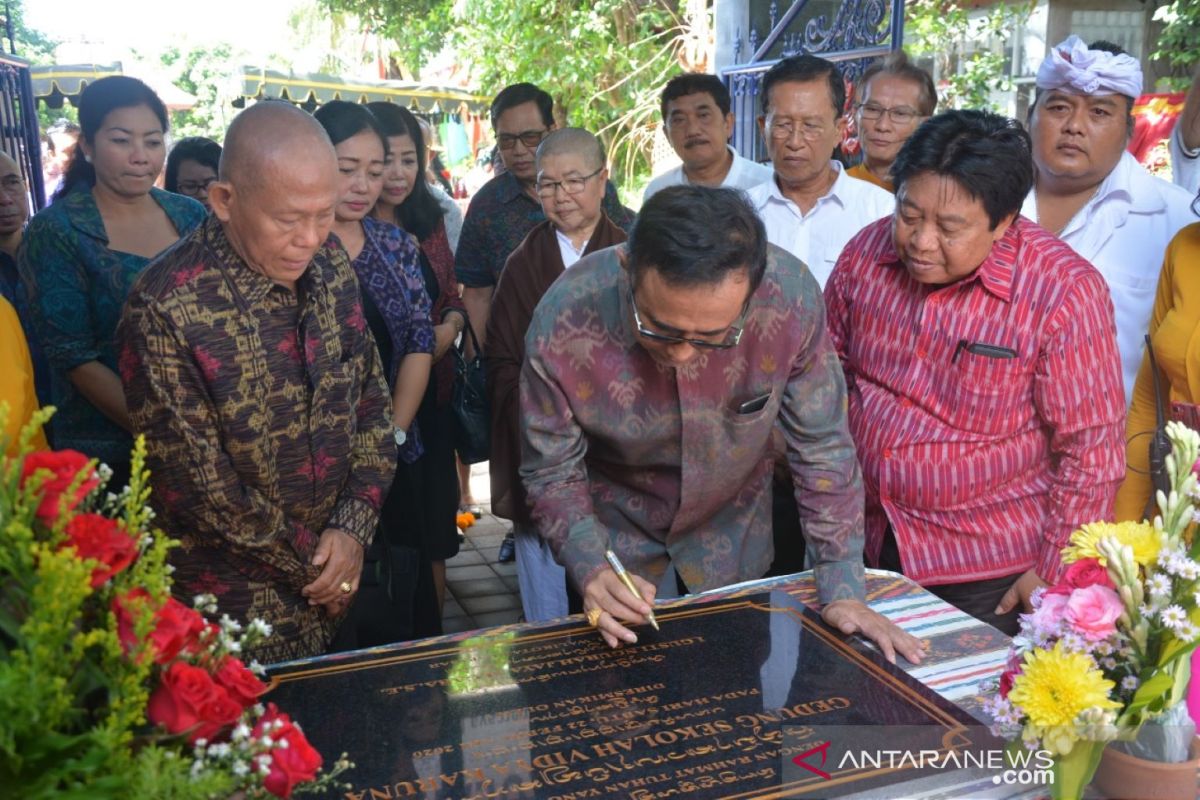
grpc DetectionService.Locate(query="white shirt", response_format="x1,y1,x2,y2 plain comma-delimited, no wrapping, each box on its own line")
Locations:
1169,123,1200,195
643,144,774,202
743,162,895,288
555,229,587,268
1022,150,1199,403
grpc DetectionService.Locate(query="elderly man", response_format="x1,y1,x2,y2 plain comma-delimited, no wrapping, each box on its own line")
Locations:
118,102,394,664
746,55,894,288
486,128,627,622
847,51,936,193
0,150,47,407
520,184,923,663
456,83,633,351
826,110,1125,635
1022,36,1196,401
642,73,772,201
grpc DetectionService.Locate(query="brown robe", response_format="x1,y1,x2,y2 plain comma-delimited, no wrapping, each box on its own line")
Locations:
485,214,628,523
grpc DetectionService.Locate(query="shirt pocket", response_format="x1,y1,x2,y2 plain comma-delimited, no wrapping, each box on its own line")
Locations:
940,350,1028,436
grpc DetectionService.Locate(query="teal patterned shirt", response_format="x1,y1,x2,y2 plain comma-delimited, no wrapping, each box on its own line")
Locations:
519,244,867,605
17,184,206,465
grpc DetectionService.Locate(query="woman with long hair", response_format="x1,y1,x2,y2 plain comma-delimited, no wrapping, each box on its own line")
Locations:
367,102,469,621
19,76,205,486
313,100,447,641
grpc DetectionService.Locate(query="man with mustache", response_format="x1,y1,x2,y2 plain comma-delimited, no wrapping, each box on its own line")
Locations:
846,51,936,193
642,73,772,201
826,110,1125,635
744,55,894,289
1022,36,1197,402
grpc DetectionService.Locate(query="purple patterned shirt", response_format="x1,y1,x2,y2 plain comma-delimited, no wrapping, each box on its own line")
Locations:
519,245,866,604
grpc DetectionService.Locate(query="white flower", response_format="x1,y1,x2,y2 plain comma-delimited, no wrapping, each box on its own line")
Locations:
1178,622,1200,642
1094,640,1113,656
232,760,249,776
195,738,208,749
227,640,242,654
220,614,243,633
276,738,289,749
1160,604,1188,632
1147,573,1172,598
1102,656,1117,669
209,743,231,758
1177,559,1200,581
1060,632,1087,653
254,703,266,716
249,660,266,676
1122,676,1140,691
231,723,251,741
260,736,274,749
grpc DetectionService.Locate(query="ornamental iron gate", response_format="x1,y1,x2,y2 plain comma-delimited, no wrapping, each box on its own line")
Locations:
721,0,906,162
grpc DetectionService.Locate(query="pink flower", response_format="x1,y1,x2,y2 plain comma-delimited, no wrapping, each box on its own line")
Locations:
1030,590,1069,629
1065,584,1124,641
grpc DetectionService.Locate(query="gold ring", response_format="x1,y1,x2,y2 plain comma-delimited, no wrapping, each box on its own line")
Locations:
586,607,602,627
339,581,353,594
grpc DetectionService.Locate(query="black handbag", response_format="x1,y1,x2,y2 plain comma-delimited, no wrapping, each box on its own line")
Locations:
1146,334,1172,498
452,319,491,464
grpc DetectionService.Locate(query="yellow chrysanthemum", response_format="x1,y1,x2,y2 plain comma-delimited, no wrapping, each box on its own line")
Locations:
1061,521,1161,567
1008,643,1120,732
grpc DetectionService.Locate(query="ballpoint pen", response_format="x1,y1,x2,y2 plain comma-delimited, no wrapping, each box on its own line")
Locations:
604,549,659,631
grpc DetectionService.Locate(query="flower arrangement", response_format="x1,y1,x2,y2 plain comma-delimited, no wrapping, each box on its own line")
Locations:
0,408,348,798
986,420,1200,798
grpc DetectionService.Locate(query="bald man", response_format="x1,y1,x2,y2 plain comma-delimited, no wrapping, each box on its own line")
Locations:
118,102,394,663
486,128,628,621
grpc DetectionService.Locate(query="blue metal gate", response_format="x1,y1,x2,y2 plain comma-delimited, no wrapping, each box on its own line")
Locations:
721,0,906,162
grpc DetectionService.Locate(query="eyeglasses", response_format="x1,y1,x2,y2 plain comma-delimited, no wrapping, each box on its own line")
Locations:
628,284,745,350
535,167,603,197
766,118,832,142
497,129,549,151
178,177,217,195
856,103,924,125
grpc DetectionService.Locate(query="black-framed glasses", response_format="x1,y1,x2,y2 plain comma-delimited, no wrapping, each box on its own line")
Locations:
535,167,603,197
856,102,924,125
497,129,549,151
178,177,217,195
627,284,745,350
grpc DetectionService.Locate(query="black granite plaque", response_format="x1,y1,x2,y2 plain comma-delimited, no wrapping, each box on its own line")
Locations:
266,589,1006,799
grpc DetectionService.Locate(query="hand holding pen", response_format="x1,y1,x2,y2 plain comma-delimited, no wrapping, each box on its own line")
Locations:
580,549,659,648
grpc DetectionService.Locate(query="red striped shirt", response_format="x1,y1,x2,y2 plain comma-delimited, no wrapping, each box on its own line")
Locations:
825,216,1125,586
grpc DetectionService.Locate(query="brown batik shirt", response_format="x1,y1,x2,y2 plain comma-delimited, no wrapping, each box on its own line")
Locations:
119,217,394,664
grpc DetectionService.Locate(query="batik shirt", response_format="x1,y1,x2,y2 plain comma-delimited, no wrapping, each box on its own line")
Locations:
455,170,635,288
18,185,205,463
520,245,866,604
119,216,394,664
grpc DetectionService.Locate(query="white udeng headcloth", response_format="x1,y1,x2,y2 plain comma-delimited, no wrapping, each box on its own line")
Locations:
1035,35,1143,99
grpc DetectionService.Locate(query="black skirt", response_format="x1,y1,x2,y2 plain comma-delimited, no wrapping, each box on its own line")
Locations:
381,399,461,562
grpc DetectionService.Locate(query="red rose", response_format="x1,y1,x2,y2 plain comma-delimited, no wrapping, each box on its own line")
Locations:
20,450,99,524
999,668,1019,699
147,661,219,741
113,588,153,657
62,512,137,588
150,598,209,664
192,684,245,743
254,704,323,798
1062,558,1116,591
113,591,208,664
215,656,268,708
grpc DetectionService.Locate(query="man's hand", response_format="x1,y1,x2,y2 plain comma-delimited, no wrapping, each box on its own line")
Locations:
301,528,364,615
582,568,657,648
821,599,927,665
995,568,1048,616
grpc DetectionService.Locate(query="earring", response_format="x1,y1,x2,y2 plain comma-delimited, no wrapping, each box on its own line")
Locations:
84,154,92,164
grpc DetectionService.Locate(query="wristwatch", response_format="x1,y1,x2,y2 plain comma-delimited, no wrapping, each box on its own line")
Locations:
394,427,407,446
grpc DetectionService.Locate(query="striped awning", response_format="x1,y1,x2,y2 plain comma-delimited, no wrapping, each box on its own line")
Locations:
235,66,488,116
31,63,122,108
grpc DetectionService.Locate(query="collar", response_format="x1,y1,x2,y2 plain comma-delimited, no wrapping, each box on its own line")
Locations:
1027,150,1166,224
204,215,317,305
495,169,538,206
756,161,849,211
880,216,1021,303
61,184,194,243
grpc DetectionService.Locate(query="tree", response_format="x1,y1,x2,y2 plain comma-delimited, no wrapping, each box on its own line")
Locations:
319,0,708,188
905,0,1034,112
1152,0,1200,89
151,42,243,141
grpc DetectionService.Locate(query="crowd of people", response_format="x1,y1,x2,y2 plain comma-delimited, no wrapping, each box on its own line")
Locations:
4,34,1200,668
